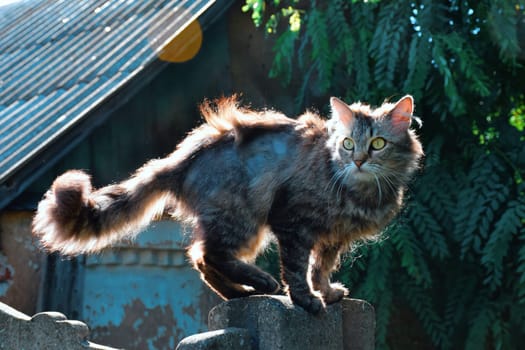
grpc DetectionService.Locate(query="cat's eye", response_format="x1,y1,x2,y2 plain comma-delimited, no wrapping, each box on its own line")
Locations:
342,138,354,151
370,137,386,150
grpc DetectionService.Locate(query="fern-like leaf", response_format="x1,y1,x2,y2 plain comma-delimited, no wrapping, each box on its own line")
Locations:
481,199,525,290
491,316,512,350
486,1,521,63
352,240,394,349
515,225,525,304
431,35,465,114
391,222,433,288
397,273,446,348
349,4,375,98
441,272,477,349
369,2,405,90
304,8,333,94
454,154,510,258
439,32,491,97
269,29,298,85
464,294,495,350
403,32,432,100
407,199,449,259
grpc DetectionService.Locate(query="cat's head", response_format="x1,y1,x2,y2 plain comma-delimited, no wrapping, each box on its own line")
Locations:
326,95,424,195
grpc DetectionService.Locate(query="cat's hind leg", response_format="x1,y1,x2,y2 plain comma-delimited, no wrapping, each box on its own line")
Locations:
201,250,280,295
190,242,257,299
189,221,280,298
310,244,348,305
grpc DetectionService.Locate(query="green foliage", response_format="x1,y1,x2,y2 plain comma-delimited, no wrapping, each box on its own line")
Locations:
337,149,525,349
510,95,525,132
245,0,525,348
242,0,302,34
485,0,521,63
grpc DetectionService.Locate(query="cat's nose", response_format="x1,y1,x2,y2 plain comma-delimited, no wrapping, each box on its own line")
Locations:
354,159,365,169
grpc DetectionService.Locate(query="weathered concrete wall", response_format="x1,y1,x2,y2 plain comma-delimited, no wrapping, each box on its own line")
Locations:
0,211,44,316
0,301,118,350
177,328,252,350
177,296,376,350
1,296,375,350
209,296,344,350
342,299,375,350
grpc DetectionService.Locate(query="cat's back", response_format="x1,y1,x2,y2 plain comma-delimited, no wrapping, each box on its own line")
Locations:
183,117,301,188
199,96,297,138
179,98,318,206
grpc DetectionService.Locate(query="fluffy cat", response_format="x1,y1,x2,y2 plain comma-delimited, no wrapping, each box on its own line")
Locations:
33,95,423,314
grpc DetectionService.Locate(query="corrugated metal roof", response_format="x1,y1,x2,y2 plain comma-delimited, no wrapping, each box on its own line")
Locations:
0,0,215,188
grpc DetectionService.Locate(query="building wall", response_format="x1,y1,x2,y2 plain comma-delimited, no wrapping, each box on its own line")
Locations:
0,211,44,316
81,221,221,349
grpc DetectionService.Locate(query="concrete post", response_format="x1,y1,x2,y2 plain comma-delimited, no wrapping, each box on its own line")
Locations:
341,298,375,350
207,295,375,350
176,328,252,350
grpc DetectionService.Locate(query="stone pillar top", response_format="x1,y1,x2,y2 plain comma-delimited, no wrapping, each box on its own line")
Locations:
0,301,119,350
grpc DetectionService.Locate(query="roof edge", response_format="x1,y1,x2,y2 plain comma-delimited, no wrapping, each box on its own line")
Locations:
0,0,235,211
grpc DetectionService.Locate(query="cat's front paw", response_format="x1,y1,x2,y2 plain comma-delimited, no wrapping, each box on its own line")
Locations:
291,293,325,315
322,283,348,305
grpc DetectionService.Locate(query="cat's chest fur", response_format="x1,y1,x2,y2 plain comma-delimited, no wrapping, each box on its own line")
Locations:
325,192,401,245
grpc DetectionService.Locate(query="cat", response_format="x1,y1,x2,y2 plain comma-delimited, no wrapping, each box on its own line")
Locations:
32,95,423,314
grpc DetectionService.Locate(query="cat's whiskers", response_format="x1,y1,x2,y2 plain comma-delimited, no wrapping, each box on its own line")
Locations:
326,168,346,196
366,164,401,200
362,164,384,202
379,174,398,197
380,169,412,199
338,166,354,202
326,167,351,203
376,164,411,181
384,166,420,199
372,173,383,206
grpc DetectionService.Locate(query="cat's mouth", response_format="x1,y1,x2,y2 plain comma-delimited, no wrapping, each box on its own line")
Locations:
351,167,373,180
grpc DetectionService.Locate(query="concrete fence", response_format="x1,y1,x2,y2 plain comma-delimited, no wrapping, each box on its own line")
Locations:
0,296,375,350
177,296,375,350
0,302,117,350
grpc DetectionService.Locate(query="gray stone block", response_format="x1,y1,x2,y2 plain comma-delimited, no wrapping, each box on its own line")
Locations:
0,302,118,350
208,295,344,350
176,327,252,350
342,299,375,350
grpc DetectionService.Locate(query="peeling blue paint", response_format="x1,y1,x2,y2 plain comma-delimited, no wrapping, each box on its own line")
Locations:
78,221,218,349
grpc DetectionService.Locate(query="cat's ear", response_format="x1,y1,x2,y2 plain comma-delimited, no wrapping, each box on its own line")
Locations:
330,97,354,128
389,95,414,132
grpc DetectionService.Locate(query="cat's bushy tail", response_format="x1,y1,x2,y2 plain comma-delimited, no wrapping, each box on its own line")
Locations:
32,97,252,255
32,155,183,255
